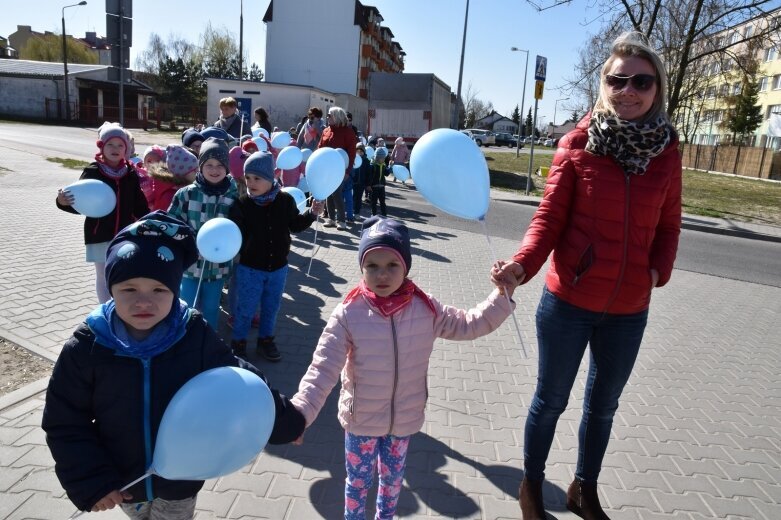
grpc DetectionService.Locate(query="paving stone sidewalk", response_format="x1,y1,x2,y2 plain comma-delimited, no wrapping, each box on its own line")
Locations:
0,139,779,519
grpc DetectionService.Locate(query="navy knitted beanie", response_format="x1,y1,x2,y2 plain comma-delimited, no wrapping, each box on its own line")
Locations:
358,216,412,274
198,137,231,172
105,211,198,297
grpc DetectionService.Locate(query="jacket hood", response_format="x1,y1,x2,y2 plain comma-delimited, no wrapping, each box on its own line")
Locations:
148,165,192,186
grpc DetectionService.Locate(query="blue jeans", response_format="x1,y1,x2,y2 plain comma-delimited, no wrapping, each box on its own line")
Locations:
524,286,648,483
180,277,224,328
231,264,288,340
342,180,354,219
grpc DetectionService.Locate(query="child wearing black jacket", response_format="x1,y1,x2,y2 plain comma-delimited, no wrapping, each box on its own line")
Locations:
42,211,305,517
56,122,150,303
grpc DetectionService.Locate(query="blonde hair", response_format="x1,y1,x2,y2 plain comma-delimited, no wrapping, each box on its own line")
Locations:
219,97,237,108
593,32,669,123
327,106,349,127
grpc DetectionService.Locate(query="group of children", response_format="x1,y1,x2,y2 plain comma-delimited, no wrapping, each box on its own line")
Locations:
48,120,512,519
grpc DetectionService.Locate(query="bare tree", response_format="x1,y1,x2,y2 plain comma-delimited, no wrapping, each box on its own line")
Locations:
462,83,494,128
555,0,780,124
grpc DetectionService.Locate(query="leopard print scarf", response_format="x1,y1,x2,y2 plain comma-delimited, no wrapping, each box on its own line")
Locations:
585,113,672,175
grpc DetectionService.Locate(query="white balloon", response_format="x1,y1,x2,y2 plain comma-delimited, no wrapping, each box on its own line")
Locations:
301,148,313,163
276,146,303,170
65,179,117,218
305,148,345,200
270,131,292,149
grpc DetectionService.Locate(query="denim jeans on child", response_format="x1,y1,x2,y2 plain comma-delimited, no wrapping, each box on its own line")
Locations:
344,432,410,520
180,278,224,328
231,264,288,340
524,286,648,484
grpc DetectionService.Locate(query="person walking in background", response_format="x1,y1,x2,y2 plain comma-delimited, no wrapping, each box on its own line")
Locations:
213,97,246,139
296,107,326,152
291,217,515,520
389,137,410,183
491,31,681,520
167,138,239,328
252,106,273,135
366,145,389,216
317,106,356,230
351,143,370,219
56,122,150,303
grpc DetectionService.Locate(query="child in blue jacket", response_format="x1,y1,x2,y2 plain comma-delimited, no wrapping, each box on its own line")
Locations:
42,211,305,517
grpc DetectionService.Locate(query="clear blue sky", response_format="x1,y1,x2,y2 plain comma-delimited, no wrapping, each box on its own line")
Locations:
2,0,600,128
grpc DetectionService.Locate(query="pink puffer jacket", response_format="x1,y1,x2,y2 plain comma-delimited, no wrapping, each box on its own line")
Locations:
292,289,514,437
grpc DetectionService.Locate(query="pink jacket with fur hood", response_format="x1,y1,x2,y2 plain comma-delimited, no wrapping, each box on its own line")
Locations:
292,289,514,437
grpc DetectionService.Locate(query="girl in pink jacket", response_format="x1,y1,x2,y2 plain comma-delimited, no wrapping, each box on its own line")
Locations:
292,216,516,520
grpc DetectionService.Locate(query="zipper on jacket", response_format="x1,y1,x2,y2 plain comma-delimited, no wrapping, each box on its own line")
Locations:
572,244,593,286
602,174,631,314
350,382,356,416
388,315,399,434
141,357,154,501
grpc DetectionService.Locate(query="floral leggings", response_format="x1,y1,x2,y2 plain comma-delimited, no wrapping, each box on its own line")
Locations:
344,432,410,520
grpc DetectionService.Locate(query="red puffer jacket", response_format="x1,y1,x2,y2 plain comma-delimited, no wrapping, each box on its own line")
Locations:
512,114,681,314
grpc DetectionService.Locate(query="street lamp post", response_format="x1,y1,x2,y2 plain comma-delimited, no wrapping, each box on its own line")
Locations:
553,97,570,133
510,46,529,157
61,1,87,122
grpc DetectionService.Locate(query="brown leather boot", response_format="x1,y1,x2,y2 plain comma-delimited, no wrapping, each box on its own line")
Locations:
518,478,546,520
566,479,610,520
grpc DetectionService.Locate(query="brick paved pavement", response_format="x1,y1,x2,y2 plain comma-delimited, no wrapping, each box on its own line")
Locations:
1,132,780,519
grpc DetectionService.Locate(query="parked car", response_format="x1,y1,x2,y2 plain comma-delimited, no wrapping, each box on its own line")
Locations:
494,132,520,148
463,128,496,147
543,138,555,147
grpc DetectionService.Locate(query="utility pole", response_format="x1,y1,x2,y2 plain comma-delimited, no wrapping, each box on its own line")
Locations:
238,0,244,78
453,0,469,129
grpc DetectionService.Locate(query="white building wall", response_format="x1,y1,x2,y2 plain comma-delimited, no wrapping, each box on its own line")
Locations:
0,77,60,118
206,78,337,132
265,0,361,95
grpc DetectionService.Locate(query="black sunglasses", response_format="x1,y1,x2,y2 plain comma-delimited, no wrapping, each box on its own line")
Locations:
605,73,656,92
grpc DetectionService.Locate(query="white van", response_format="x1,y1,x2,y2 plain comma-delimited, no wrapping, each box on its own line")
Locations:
463,129,495,147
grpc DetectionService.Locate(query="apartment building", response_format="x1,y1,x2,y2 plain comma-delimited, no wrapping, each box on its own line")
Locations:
263,0,404,98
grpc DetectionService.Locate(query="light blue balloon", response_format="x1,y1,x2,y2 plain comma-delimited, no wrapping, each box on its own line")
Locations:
305,148,345,200
276,146,303,170
252,137,269,152
251,128,262,138
271,131,291,149
65,179,117,218
392,164,410,182
336,148,349,169
196,218,242,263
353,154,363,169
297,175,309,193
409,128,490,220
152,367,276,480
282,186,307,214
301,148,313,163
365,146,375,160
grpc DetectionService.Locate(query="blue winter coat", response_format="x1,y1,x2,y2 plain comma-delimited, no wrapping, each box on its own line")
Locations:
42,310,304,512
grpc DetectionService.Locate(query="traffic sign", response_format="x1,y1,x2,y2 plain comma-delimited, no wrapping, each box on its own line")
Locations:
535,55,547,81
106,14,133,47
534,80,544,100
106,0,132,17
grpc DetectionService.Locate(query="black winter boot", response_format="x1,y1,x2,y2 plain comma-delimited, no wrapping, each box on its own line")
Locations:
256,336,281,362
566,479,610,520
518,478,546,520
230,339,247,359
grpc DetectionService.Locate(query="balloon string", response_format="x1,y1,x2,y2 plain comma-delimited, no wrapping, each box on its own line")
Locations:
479,218,528,359
68,471,155,519
307,211,320,277
193,263,207,308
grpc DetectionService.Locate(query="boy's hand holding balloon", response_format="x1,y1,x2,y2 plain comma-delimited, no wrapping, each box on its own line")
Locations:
91,490,132,512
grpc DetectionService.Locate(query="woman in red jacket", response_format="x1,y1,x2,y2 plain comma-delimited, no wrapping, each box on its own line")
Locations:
318,106,357,230
492,32,681,520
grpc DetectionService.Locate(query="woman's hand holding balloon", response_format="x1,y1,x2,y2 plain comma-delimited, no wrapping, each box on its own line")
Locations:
57,188,75,206
491,260,525,296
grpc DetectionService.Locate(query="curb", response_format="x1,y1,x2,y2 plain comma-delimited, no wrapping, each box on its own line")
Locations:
0,326,57,411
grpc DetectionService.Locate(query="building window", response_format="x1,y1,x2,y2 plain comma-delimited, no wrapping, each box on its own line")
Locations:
706,86,716,98
719,83,729,97
773,75,781,90
744,25,753,38
733,82,741,95
759,76,769,91
765,47,777,62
